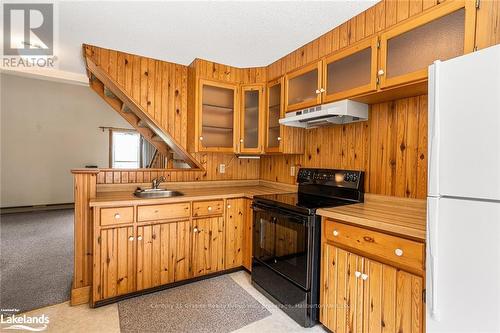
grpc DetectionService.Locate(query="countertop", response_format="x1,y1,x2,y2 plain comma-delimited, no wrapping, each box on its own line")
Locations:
90,185,293,207
317,194,426,241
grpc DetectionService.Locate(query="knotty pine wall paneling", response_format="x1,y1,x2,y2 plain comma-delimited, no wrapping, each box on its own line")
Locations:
85,47,262,184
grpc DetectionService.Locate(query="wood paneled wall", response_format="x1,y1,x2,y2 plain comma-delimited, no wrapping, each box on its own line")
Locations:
260,95,428,198
261,0,500,199
84,47,262,184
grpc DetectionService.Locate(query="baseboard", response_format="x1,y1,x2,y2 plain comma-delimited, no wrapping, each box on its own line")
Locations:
0,203,74,214
93,267,245,307
70,285,91,306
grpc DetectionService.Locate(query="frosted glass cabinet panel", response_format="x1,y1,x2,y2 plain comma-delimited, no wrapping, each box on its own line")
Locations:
379,0,476,89
240,85,263,153
199,80,237,151
285,62,322,112
266,80,282,151
323,37,378,103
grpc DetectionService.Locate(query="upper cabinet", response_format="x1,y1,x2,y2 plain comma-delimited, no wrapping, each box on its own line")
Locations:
285,61,323,112
239,84,264,154
198,79,238,152
379,0,476,89
265,77,305,154
323,37,378,103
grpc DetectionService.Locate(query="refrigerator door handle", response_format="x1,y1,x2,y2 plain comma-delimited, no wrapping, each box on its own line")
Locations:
427,198,440,320
428,61,441,197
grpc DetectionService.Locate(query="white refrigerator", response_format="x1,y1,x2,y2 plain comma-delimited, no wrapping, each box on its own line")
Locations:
427,44,500,332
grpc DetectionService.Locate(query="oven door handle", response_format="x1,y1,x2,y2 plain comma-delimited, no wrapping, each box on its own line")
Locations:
252,203,309,224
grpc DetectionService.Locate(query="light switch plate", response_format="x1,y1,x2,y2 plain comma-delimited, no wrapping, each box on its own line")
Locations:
219,164,226,174
290,166,296,177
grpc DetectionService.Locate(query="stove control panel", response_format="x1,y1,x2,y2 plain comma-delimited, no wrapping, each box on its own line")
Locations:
297,168,363,189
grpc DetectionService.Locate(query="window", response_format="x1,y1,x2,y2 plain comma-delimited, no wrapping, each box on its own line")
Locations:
111,130,140,168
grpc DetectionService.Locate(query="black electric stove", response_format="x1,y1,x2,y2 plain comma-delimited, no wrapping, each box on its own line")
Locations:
251,168,364,327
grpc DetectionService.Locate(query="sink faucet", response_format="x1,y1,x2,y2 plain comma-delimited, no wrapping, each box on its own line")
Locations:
151,176,166,189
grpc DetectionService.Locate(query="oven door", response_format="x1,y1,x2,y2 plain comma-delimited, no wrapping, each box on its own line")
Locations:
252,203,311,290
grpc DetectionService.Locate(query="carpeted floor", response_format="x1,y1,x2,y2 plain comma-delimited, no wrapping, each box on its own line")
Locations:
0,209,74,314
118,275,271,333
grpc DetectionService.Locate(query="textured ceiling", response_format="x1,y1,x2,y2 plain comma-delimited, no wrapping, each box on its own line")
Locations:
56,1,377,75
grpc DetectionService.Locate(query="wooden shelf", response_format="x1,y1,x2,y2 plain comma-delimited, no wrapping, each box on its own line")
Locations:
202,104,234,113
202,125,233,132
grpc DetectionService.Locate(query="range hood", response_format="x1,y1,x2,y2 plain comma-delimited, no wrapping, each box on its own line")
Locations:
279,100,368,129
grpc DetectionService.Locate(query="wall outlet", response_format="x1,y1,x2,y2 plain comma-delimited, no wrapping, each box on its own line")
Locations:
290,166,296,177
219,164,226,174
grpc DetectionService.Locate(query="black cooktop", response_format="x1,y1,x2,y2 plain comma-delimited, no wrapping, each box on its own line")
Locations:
253,168,365,216
253,192,355,215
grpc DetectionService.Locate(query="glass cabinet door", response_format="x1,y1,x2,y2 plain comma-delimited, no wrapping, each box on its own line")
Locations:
199,80,237,152
323,37,378,103
266,78,283,152
240,84,263,154
379,0,475,89
285,61,322,112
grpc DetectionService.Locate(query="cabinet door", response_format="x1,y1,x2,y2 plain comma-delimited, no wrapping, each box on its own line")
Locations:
285,61,322,112
379,0,476,89
198,79,238,152
265,78,283,152
136,220,190,291
192,217,225,277
225,198,245,269
321,244,364,333
265,77,305,154
363,259,424,333
240,85,264,154
323,37,378,103
94,226,135,302
242,199,253,271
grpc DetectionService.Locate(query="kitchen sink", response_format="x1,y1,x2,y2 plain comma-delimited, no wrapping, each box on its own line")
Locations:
133,188,184,198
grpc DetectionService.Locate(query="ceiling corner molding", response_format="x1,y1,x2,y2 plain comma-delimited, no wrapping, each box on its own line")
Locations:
0,66,89,86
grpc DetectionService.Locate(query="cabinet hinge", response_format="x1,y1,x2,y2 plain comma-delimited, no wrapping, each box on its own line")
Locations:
377,39,380,49
376,77,380,85
475,0,480,9
97,236,101,244
422,289,426,303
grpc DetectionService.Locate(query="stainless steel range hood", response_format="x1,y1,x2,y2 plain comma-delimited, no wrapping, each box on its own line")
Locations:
279,100,368,129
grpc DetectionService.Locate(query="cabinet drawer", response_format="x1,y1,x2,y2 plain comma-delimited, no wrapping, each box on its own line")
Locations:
137,202,190,222
192,200,224,217
324,219,424,272
100,207,134,226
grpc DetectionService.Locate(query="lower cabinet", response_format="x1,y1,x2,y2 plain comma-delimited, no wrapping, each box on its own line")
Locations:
225,198,245,269
242,199,253,271
92,197,252,305
136,220,190,291
94,226,136,301
191,216,225,277
321,244,424,333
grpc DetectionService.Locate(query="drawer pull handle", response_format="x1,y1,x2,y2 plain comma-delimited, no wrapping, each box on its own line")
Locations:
114,213,121,219
277,136,282,141
315,89,320,94
137,236,143,241
354,271,361,278
227,204,231,209
361,273,368,280
128,236,134,241
378,69,385,76
333,230,339,237
208,206,212,211
395,248,404,256
363,236,375,243
320,88,325,93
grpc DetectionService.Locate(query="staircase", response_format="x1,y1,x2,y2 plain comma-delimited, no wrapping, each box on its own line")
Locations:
83,45,202,169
